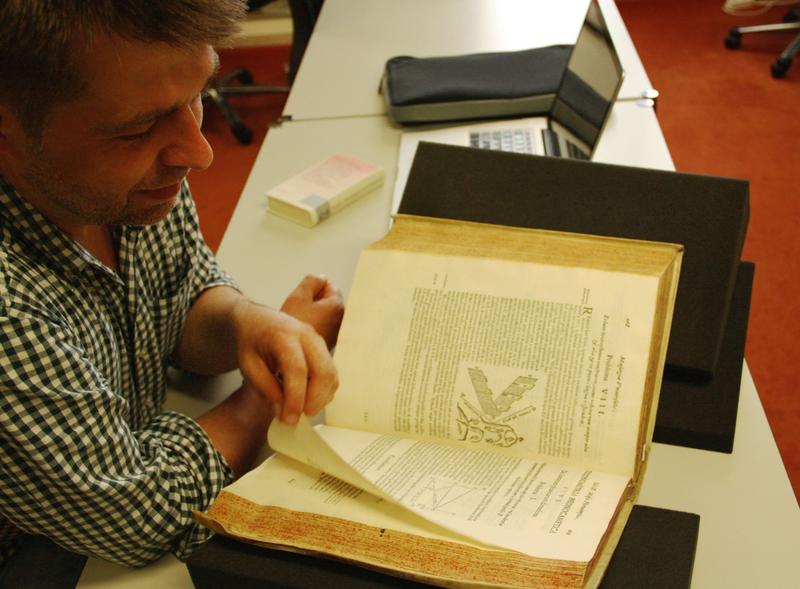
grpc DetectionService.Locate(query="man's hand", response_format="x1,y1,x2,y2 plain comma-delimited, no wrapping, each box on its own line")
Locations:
231,282,341,425
177,276,344,426
280,274,345,349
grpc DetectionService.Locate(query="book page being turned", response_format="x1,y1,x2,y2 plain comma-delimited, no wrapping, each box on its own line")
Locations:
201,452,595,588
327,247,659,478
266,418,629,563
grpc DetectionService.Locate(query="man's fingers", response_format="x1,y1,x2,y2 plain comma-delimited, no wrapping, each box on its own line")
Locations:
236,302,339,425
302,338,339,416
241,346,309,426
288,274,329,303
314,279,342,303
240,354,284,406
278,276,344,351
273,328,338,423
273,338,309,425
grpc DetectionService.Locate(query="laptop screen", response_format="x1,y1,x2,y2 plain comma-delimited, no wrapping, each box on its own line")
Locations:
549,0,624,153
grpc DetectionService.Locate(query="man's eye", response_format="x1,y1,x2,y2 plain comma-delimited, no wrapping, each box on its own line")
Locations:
118,126,154,141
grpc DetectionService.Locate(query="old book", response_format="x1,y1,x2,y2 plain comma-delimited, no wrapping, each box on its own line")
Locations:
196,215,683,589
266,154,384,227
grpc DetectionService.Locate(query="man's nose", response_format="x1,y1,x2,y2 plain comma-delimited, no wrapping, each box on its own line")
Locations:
159,103,214,171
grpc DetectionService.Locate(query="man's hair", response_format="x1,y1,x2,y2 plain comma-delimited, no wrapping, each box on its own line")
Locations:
0,0,247,137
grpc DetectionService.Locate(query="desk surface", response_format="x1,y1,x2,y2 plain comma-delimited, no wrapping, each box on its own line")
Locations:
78,107,800,589
284,0,654,121
220,101,675,303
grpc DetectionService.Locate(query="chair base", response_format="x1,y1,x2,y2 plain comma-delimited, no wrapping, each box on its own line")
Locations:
204,0,322,143
724,7,800,78
205,67,289,144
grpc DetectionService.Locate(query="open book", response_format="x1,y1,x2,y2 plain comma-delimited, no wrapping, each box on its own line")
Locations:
196,215,683,589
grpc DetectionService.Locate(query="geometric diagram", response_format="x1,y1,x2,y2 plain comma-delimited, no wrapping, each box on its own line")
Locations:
467,367,537,417
456,402,524,448
413,476,481,515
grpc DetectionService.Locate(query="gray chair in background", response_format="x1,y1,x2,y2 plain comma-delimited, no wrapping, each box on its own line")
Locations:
724,5,800,78
205,0,323,144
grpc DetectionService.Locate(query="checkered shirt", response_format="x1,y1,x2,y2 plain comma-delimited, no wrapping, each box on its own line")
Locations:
0,178,235,567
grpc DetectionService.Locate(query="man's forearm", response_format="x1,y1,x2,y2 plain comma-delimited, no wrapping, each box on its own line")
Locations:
173,285,245,374
196,382,275,477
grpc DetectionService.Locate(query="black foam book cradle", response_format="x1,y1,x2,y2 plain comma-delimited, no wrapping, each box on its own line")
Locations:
398,142,749,377
396,142,752,453
185,505,700,589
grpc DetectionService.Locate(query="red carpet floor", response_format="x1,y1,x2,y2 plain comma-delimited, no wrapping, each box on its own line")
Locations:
190,45,290,251
188,1,799,503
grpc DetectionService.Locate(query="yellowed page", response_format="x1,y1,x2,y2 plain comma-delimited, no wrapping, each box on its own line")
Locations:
267,417,629,562
327,248,659,478
226,452,494,549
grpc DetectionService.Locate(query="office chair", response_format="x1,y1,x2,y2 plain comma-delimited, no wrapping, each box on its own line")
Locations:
205,0,322,144
724,6,800,78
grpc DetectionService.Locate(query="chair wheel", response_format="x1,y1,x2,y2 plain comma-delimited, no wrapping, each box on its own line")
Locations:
236,69,254,84
232,122,253,144
771,56,791,78
725,30,741,49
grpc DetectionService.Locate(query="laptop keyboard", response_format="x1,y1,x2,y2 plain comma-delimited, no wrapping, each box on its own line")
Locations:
467,128,589,160
462,129,589,160
469,129,535,154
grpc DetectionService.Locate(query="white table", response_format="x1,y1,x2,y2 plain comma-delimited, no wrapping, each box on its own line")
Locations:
78,105,800,588
219,101,674,302
283,0,655,122
639,364,800,589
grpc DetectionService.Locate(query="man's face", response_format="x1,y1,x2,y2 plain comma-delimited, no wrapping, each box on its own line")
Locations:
0,34,217,230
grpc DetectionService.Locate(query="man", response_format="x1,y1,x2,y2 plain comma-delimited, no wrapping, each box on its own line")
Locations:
0,0,343,568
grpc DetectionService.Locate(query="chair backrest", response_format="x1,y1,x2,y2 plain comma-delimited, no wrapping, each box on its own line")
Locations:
243,0,322,83
287,0,323,82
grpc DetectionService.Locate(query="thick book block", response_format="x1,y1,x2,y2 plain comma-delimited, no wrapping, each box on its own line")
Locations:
398,142,749,377
186,505,699,589
654,262,754,453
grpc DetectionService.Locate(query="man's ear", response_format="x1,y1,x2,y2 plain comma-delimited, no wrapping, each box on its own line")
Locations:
0,105,8,149
0,104,27,179
0,106,10,169
0,104,14,153
0,103,25,159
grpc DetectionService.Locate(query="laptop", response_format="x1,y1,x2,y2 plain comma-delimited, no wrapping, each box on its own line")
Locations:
392,0,624,210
